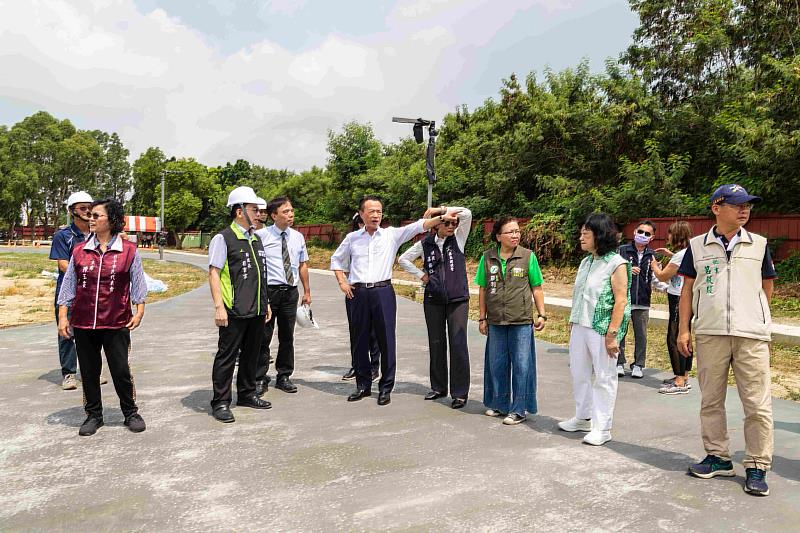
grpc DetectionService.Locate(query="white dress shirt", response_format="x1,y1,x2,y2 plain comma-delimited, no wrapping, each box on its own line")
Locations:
330,220,425,283
255,224,309,286
398,208,472,279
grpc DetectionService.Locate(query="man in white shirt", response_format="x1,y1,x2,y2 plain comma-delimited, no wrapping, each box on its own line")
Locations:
255,197,311,395
330,195,459,405
398,206,471,409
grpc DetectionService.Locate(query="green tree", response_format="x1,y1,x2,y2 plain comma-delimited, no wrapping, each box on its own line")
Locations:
92,131,131,202
161,158,217,248
129,147,166,215
326,121,382,218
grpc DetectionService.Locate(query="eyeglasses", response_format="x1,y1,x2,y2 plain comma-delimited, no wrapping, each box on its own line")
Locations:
442,220,459,228
636,229,652,237
500,229,521,236
89,213,108,219
720,202,752,211
73,205,90,212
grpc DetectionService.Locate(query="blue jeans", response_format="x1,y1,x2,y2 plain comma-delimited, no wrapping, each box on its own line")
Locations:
483,324,537,416
55,305,77,376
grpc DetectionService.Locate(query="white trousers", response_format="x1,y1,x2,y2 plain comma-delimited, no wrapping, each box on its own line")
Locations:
569,324,619,431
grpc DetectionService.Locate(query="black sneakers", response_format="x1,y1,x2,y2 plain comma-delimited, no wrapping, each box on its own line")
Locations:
124,413,146,433
688,455,735,478
744,468,770,496
78,416,104,436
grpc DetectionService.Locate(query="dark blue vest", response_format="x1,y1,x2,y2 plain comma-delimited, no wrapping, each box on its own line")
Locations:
422,233,469,305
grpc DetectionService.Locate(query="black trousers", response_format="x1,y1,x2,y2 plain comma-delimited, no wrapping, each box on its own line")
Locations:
667,293,693,376
423,300,471,399
256,286,298,382
345,297,380,372
212,315,264,407
350,285,396,393
73,327,137,419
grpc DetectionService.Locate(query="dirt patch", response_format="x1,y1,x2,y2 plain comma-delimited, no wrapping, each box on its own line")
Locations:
0,277,57,328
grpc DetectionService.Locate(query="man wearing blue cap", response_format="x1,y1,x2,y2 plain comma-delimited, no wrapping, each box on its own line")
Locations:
677,184,777,496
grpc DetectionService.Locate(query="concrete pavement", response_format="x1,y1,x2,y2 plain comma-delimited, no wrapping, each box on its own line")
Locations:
0,250,799,531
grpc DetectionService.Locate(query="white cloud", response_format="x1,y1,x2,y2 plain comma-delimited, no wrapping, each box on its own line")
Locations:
0,0,634,170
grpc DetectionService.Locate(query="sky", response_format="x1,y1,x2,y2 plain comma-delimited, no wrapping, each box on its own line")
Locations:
0,0,639,170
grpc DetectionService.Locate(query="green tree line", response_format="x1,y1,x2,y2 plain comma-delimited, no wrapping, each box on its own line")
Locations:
2,1,798,256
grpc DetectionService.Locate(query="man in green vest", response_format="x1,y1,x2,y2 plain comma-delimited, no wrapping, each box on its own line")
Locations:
207,186,272,423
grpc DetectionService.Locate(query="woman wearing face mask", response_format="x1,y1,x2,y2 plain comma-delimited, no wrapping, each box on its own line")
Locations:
558,213,631,446
476,217,546,425
651,221,694,394
615,220,657,379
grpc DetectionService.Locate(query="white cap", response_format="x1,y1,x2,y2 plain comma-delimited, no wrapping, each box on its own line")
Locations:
255,197,267,210
295,304,319,329
65,191,93,207
226,186,260,207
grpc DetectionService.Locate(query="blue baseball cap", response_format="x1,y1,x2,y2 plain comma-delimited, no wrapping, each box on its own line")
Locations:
710,184,761,206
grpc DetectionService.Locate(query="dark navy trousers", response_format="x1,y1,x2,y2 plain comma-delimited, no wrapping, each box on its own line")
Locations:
345,297,381,372
350,285,396,393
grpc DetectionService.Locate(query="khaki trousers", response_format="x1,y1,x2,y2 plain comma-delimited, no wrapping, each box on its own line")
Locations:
696,334,773,470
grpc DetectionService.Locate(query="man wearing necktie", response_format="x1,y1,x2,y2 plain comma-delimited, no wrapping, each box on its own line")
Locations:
255,197,311,395
331,195,460,405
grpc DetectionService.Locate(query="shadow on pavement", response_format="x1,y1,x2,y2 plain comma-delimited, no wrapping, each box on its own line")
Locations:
38,369,62,385
775,420,800,434
181,389,213,413
46,406,125,427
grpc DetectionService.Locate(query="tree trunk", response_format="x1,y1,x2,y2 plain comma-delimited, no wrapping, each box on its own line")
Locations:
172,229,183,250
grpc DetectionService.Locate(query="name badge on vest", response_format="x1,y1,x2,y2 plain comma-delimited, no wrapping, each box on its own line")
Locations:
511,267,524,277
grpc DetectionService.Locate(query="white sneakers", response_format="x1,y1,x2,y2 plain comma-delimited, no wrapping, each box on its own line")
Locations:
61,374,77,390
484,409,505,417
558,417,592,432
583,430,612,446
616,365,625,377
631,365,643,379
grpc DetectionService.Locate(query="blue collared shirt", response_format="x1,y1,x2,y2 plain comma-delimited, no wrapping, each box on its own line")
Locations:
254,224,309,286
49,222,89,303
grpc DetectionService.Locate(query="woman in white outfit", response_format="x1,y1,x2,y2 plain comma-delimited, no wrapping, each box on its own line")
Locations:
559,213,631,446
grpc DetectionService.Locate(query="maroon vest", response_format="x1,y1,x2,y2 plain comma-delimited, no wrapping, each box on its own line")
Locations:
70,238,137,329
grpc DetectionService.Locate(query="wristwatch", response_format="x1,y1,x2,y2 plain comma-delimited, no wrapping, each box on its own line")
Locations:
607,328,619,336
537,314,548,321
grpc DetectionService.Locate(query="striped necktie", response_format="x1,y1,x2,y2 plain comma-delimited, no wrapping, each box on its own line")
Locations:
281,231,294,285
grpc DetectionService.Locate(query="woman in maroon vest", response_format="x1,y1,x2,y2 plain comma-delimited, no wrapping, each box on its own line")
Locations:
58,199,148,437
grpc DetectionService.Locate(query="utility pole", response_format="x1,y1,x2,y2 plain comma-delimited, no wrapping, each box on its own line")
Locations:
392,117,438,209
159,169,165,260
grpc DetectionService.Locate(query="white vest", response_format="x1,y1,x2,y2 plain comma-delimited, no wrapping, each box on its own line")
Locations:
688,227,771,341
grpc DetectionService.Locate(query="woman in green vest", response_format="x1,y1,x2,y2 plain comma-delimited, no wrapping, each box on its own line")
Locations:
476,217,547,425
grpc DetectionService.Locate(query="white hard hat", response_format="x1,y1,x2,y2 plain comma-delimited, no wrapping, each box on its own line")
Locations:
226,186,260,207
65,191,93,207
255,197,267,210
295,304,319,329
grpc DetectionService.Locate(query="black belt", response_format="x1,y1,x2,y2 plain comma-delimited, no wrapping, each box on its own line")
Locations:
267,284,296,291
353,280,392,289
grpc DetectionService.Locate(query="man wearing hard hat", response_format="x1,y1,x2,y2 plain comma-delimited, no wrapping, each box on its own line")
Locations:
49,191,93,391
207,186,272,423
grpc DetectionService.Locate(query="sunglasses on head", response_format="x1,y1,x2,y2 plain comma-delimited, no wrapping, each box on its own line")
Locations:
636,229,652,237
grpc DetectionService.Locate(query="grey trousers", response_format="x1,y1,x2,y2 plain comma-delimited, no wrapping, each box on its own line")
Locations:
617,308,649,368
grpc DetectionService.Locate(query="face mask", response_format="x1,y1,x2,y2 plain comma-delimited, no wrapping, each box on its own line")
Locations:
634,233,651,245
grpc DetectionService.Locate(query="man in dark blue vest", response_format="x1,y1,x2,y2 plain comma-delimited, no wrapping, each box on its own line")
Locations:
399,206,472,409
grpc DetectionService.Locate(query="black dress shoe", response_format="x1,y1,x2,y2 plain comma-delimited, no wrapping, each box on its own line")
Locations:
212,405,235,423
424,391,446,401
275,377,298,393
377,392,391,406
78,416,104,436
451,398,467,409
236,396,272,409
255,380,268,397
342,368,356,381
347,389,371,402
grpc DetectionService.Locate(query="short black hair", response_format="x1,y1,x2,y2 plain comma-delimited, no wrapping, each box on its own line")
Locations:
358,195,383,212
638,219,656,233
267,196,291,216
582,212,619,256
91,198,126,234
490,216,518,244
229,205,241,219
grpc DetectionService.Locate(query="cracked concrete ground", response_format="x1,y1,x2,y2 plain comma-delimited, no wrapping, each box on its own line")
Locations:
0,250,798,532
